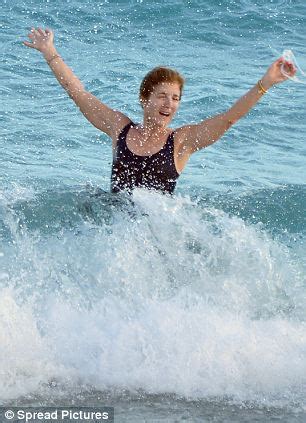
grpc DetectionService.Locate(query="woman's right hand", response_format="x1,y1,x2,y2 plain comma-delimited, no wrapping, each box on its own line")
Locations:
23,27,54,54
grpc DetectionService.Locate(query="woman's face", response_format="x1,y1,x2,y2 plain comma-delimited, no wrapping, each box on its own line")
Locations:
143,82,181,127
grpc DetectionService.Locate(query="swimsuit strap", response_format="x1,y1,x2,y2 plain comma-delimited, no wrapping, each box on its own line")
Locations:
116,121,134,150
164,130,175,152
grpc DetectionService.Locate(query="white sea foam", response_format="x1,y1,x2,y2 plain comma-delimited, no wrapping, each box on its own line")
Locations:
0,183,36,204
0,191,305,406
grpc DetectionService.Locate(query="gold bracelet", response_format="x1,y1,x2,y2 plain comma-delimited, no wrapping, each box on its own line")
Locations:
257,79,268,95
46,54,60,65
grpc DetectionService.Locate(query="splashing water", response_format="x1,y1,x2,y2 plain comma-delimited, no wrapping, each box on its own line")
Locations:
0,188,305,409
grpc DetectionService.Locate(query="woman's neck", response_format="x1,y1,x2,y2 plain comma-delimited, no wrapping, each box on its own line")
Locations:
133,121,169,147
139,119,167,136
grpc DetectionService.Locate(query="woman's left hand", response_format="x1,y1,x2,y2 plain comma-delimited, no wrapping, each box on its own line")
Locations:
262,57,297,89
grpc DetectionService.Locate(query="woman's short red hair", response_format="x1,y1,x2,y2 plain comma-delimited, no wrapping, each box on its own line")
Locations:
139,67,185,103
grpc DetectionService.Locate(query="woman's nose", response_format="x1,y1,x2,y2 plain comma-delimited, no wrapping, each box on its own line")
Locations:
163,96,171,106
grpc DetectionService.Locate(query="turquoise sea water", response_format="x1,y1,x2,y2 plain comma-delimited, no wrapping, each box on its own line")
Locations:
1,1,306,421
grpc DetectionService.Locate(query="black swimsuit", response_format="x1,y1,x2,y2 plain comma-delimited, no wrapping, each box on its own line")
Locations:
111,122,180,194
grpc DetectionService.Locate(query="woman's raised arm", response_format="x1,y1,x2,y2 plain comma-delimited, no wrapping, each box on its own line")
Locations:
179,57,297,155
23,28,129,137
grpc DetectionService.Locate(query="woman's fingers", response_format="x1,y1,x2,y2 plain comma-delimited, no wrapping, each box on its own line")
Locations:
45,28,54,40
23,26,54,50
282,60,295,72
37,27,45,36
29,26,52,37
31,27,44,39
23,40,35,49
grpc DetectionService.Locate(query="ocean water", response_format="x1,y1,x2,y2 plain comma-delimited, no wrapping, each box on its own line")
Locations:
1,0,306,421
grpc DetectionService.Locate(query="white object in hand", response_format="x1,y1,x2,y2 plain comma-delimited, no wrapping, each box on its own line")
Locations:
281,49,306,84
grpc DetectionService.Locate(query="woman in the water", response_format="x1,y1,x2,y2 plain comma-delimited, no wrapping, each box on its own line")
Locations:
23,28,296,194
